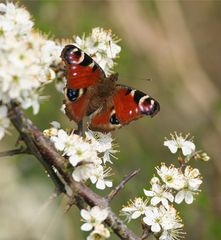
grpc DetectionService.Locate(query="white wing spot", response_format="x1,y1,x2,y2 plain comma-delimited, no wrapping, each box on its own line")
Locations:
139,96,149,105
89,62,94,68
130,90,135,97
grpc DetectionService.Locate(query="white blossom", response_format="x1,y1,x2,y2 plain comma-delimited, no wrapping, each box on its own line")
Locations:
159,206,184,240
72,162,99,182
50,129,78,152
0,2,33,35
0,105,10,140
143,206,184,238
48,126,116,185
87,224,110,240
90,165,113,190
143,206,162,233
85,130,117,164
175,166,202,204
164,133,195,156
144,182,174,209
156,164,185,190
121,198,148,221
0,3,62,117
68,140,98,167
81,206,108,232
74,27,121,76
160,206,183,231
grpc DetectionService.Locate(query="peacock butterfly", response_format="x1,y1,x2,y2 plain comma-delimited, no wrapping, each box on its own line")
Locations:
61,45,160,133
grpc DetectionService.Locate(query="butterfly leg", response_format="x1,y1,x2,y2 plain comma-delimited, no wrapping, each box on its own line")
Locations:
74,120,83,136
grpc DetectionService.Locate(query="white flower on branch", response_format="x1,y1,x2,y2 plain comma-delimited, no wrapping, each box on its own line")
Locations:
164,132,195,156
144,181,174,209
72,162,99,182
87,224,110,240
90,165,113,190
74,27,121,76
0,2,62,116
0,105,10,140
81,206,108,232
143,206,162,233
48,126,116,185
175,166,202,204
0,2,33,35
143,205,184,237
159,206,184,240
50,129,79,152
85,130,118,164
156,164,185,190
121,197,148,221
68,140,98,167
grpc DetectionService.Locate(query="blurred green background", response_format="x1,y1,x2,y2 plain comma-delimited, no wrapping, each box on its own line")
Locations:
1,0,221,239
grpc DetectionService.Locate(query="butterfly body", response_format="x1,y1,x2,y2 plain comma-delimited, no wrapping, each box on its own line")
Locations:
61,45,160,132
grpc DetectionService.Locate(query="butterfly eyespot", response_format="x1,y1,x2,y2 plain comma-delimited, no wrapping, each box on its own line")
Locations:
110,113,120,125
66,88,80,101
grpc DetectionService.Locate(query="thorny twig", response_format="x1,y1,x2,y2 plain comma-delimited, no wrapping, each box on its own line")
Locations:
107,169,140,201
0,147,28,157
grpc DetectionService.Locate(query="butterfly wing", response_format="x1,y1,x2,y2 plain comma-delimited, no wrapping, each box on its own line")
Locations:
61,45,106,123
89,85,160,132
61,45,105,89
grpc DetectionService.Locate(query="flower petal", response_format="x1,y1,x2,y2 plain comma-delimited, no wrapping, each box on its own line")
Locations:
144,189,155,197
81,209,90,220
175,190,185,204
182,141,195,156
151,223,161,233
81,223,93,231
164,140,178,153
185,191,194,204
131,211,142,219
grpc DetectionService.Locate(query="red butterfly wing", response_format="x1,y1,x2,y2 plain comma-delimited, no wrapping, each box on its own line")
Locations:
61,45,105,89
61,45,107,123
89,85,160,132
64,88,90,123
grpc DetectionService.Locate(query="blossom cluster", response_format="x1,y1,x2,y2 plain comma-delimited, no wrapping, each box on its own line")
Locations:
121,133,209,240
80,206,110,240
0,2,62,139
74,27,121,76
44,122,117,190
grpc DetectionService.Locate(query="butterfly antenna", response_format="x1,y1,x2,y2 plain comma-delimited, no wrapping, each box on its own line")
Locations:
108,40,113,59
144,78,152,82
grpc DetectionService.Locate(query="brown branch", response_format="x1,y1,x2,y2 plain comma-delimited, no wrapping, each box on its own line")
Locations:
7,102,141,240
8,102,66,195
0,147,28,157
107,169,140,202
141,222,152,240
